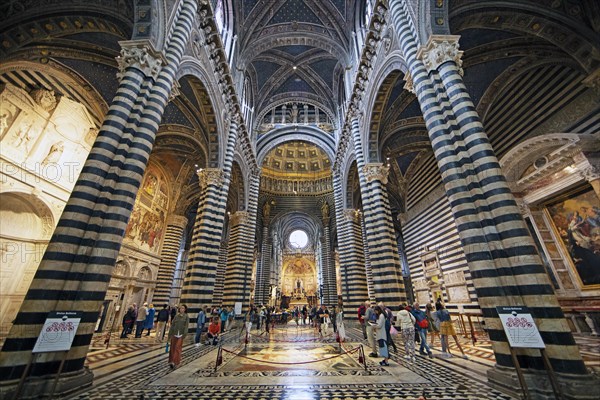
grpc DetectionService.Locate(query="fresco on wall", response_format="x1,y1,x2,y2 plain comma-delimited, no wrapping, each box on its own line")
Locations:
123,167,169,255
546,187,600,288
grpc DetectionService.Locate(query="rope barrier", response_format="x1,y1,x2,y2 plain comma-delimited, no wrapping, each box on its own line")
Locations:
246,330,335,343
220,345,361,366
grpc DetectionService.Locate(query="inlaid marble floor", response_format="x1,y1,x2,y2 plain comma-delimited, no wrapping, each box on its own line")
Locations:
68,322,522,399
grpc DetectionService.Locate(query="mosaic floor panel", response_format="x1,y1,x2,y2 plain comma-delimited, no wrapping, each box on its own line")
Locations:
69,323,522,400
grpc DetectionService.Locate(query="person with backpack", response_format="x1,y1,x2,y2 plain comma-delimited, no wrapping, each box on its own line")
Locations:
411,302,433,358
378,302,397,353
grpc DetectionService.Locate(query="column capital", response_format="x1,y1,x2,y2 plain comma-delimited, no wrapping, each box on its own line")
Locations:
169,80,181,102
363,163,390,185
403,70,415,95
197,168,224,188
116,40,165,81
417,34,463,76
230,211,249,226
343,209,359,222
166,214,188,228
579,165,600,182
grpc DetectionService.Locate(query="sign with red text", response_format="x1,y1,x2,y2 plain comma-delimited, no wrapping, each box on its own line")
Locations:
496,306,545,349
32,311,82,353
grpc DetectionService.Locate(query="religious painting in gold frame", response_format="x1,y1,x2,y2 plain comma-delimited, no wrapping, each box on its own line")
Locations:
544,185,600,289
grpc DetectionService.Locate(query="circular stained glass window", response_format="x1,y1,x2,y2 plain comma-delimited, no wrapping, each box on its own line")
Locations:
289,230,308,249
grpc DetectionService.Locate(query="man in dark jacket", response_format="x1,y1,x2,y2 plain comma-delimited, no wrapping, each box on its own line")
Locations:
155,304,170,342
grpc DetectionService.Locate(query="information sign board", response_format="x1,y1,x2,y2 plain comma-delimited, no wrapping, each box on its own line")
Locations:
234,302,242,317
32,311,82,353
496,306,545,349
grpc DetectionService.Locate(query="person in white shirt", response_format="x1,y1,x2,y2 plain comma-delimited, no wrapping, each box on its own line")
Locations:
396,303,416,362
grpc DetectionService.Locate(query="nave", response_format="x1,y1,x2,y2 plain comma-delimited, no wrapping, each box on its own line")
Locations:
68,320,600,400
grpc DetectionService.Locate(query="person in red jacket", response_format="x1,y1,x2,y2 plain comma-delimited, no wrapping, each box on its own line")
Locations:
207,317,221,345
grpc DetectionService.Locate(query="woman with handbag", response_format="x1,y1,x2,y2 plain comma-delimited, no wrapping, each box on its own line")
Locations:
167,304,189,369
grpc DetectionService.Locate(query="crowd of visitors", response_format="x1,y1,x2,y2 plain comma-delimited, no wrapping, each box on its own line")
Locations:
358,297,469,366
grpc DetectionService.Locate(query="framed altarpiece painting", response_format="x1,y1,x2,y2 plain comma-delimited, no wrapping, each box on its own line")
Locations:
544,185,600,289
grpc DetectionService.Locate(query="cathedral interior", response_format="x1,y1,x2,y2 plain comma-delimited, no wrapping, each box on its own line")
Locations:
0,0,599,399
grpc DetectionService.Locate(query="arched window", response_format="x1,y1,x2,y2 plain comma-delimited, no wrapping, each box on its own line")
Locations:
214,0,236,64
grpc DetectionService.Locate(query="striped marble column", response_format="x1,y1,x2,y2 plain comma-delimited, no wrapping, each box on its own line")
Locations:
350,116,406,309
359,211,375,300
321,223,336,306
181,118,240,324
333,173,368,316
223,174,259,311
255,199,273,306
389,0,590,391
212,219,230,307
0,0,197,389
152,215,188,306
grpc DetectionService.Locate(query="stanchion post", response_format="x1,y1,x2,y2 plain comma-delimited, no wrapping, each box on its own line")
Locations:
360,344,367,371
12,353,36,400
509,346,531,400
540,348,563,399
214,345,222,373
48,351,68,399
467,315,477,345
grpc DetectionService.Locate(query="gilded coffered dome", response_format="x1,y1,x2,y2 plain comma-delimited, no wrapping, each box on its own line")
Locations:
262,140,331,177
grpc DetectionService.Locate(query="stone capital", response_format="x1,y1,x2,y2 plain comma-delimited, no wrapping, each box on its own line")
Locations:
363,163,390,185
230,211,249,226
197,168,224,188
343,209,358,222
169,80,181,102
417,34,463,75
166,214,188,229
403,71,415,95
579,165,600,182
116,40,165,81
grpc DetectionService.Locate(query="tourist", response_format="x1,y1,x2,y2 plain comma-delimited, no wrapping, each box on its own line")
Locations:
135,302,148,338
167,304,189,369
426,302,440,348
219,307,228,333
437,302,468,359
195,306,207,346
143,303,155,337
397,303,416,362
336,305,345,342
374,306,390,366
357,301,368,339
379,302,397,353
411,302,433,358
207,316,221,345
120,305,135,338
155,304,169,342
365,301,378,357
